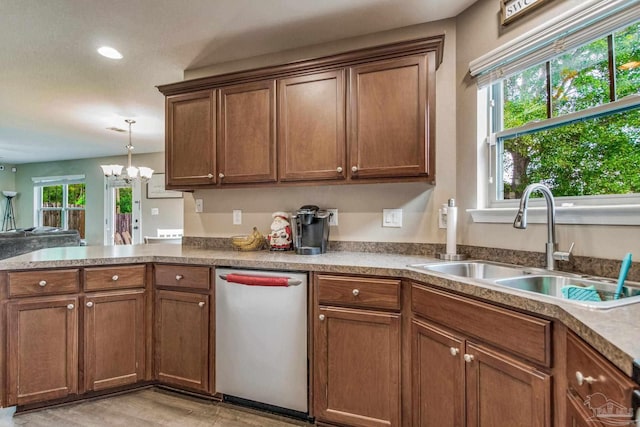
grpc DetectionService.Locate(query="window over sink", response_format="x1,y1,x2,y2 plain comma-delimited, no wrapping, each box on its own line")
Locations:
470,2,640,225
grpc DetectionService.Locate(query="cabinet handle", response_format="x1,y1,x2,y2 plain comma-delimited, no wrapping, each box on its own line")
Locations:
576,371,596,386
86,301,94,308
175,275,183,281
219,173,225,179
351,166,358,173
336,166,343,173
112,275,119,281
67,304,75,310
352,289,360,296
38,280,47,287
463,354,474,363
207,173,214,179
319,314,325,321
450,347,460,356
198,301,205,308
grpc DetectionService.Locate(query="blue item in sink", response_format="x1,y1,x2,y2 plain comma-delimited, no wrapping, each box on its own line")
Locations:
561,284,602,301
614,252,632,300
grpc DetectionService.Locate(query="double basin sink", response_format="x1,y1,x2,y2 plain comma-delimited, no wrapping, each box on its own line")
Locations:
408,261,640,310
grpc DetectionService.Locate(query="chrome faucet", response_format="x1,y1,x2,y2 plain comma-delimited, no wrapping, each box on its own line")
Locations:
513,183,574,270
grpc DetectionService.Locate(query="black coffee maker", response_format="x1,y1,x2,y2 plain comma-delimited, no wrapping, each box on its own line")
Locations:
291,205,331,255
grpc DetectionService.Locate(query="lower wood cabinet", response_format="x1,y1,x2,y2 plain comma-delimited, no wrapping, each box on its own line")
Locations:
314,306,401,427
412,318,552,427
155,290,210,393
84,290,145,391
7,295,79,405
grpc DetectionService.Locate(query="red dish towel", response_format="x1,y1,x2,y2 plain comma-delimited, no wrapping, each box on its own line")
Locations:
225,274,289,287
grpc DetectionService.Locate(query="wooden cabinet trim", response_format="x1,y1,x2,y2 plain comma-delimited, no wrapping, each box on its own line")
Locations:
158,36,444,96
84,264,146,292
412,283,552,367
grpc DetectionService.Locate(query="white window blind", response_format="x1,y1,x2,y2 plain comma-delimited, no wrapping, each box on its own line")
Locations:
32,174,85,187
469,0,640,87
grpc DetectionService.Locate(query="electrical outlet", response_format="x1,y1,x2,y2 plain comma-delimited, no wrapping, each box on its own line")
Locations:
233,209,242,225
327,209,338,226
195,199,204,213
382,209,403,228
438,206,447,229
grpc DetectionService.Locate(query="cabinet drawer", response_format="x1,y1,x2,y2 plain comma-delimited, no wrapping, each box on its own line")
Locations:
567,332,636,408
8,269,80,297
84,265,146,291
154,265,210,290
317,275,400,310
412,284,551,366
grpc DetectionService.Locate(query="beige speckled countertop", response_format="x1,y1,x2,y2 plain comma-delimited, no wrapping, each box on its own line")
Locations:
1,244,639,379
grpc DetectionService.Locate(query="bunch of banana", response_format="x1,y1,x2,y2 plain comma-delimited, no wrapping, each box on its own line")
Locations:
231,227,266,251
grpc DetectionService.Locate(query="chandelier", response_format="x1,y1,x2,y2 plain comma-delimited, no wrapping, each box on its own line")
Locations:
100,119,154,182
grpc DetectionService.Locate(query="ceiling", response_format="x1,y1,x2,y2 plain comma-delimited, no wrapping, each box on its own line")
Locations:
0,0,477,165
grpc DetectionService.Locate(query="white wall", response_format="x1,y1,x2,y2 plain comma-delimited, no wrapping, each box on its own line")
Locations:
183,19,458,244
13,152,183,246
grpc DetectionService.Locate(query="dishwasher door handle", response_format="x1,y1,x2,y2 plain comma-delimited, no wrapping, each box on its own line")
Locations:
219,273,302,287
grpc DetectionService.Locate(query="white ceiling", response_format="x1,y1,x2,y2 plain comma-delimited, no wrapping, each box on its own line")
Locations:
0,0,476,165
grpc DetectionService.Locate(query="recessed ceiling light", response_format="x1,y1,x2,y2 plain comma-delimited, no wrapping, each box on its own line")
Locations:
97,46,123,59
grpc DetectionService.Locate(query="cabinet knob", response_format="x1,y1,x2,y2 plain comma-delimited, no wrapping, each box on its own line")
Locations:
352,289,360,296
319,314,325,321
207,173,214,179
112,275,119,281
67,304,75,310
38,280,47,287
351,166,358,173
450,347,460,356
218,173,225,179
86,301,94,308
463,354,474,363
198,301,205,308
336,166,343,173
576,371,596,386
175,275,183,281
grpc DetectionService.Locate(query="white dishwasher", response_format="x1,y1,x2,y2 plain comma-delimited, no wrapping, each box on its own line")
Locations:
215,268,308,416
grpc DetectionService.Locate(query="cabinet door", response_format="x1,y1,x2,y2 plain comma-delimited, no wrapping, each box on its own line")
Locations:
166,91,216,187
278,70,346,181
412,319,465,427
155,290,209,392
84,291,145,391
315,306,400,427
566,393,604,427
466,342,551,427
217,80,276,184
7,296,78,405
349,55,432,179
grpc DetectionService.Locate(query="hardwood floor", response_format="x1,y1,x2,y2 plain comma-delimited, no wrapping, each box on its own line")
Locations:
11,388,309,426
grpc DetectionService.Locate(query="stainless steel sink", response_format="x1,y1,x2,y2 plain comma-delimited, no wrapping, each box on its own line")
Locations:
409,261,531,280
494,275,640,309
409,260,640,309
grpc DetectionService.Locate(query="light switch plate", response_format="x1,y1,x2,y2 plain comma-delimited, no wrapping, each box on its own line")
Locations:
151,208,159,216
233,209,242,225
383,209,403,228
195,199,204,213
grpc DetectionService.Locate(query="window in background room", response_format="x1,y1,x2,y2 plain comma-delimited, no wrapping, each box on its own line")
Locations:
34,176,86,239
490,20,640,203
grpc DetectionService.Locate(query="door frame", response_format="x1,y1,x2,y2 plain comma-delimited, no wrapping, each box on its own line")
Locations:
103,178,142,245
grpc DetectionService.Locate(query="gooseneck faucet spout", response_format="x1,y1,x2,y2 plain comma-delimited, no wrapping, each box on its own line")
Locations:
513,183,573,271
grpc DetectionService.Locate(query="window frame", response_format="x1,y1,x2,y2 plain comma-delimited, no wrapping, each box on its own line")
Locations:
33,175,86,234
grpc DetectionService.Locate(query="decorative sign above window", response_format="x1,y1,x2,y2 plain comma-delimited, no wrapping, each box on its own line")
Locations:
501,0,551,26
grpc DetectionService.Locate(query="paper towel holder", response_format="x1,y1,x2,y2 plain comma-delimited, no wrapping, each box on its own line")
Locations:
437,198,468,261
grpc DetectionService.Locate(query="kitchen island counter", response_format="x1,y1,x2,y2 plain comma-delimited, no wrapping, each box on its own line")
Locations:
1,244,638,379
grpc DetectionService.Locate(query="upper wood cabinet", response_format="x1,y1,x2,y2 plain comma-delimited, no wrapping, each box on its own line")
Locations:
278,70,346,182
166,91,216,187
158,36,444,190
348,54,434,179
218,80,277,184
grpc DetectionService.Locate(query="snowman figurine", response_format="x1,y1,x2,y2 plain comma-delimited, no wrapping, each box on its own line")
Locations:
267,211,292,251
